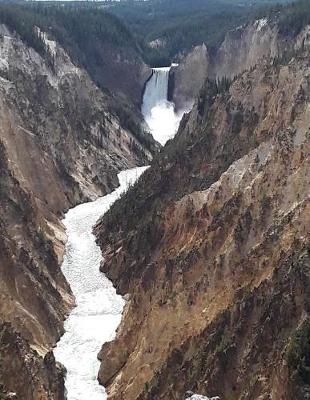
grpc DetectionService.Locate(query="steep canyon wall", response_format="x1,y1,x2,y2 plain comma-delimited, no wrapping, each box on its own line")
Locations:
0,24,155,400
95,24,310,400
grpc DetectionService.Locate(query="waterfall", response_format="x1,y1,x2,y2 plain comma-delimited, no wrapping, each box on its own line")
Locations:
54,65,187,400
141,66,185,146
141,67,170,118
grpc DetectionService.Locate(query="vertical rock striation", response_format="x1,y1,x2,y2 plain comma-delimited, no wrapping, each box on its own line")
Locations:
95,29,310,399
0,23,156,399
171,18,310,111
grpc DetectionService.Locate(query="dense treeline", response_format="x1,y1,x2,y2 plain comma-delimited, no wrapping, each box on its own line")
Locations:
0,0,292,69
0,0,309,69
0,4,47,56
277,0,310,36
0,2,159,153
106,0,294,65
0,3,140,64
108,0,252,65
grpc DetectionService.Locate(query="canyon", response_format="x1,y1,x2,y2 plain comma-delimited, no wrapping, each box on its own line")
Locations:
54,167,148,400
0,2,309,400
171,18,310,110
95,19,310,400
0,17,155,400
54,63,183,399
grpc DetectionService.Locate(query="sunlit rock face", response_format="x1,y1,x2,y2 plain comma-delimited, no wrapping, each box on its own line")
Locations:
170,44,208,111
171,17,310,111
95,31,310,400
0,22,154,400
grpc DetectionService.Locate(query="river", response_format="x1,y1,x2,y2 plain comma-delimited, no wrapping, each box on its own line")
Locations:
54,65,184,399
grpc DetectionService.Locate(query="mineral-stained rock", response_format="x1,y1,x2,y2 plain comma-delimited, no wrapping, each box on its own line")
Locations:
0,23,156,399
95,30,310,400
0,321,66,400
171,18,310,111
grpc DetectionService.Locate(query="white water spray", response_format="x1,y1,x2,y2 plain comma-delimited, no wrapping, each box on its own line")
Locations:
54,64,188,400
142,67,170,117
142,66,186,145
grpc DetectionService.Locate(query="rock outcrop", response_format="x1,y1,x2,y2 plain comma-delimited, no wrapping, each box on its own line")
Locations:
85,41,151,108
0,22,156,399
95,36,310,399
169,44,209,111
171,18,310,110
0,321,65,400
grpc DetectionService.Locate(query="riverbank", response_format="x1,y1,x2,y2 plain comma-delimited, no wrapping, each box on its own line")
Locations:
54,167,148,399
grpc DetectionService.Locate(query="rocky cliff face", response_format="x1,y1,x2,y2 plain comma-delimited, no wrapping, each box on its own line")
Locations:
171,19,310,111
0,321,65,400
84,41,151,108
0,23,155,399
169,44,209,111
95,39,309,399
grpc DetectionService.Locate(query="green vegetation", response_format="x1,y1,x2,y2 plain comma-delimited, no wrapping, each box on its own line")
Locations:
107,98,156,152
0,3,47,57
138,10,248,66
0,0,308,70
0,3,141,77
106,0,293,65
0,3,159,153
285,318,310,385
0,383,4,400
196,78,232,118
278,0,310,37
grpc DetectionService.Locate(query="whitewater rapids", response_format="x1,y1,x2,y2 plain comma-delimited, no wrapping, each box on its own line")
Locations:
54,64,187,400
54,166,148,400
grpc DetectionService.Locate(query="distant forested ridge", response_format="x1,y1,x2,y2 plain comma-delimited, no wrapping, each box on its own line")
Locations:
277,0,310,36
104,0,298,65
0,3,141,77
0,0,308,69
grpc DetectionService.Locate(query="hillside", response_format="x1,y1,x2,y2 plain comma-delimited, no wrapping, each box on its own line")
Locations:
107,0,294,66
95,17,310,400
0,10,156,399
0,1,309,399
0,3,151,106
170,0,310,109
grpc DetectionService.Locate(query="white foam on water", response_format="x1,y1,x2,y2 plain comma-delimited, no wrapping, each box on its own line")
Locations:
144,100,185,145
54,166,148,400
55,63,186,399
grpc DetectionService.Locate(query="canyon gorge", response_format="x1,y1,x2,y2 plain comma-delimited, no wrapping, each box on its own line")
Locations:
0,12,156,399
95,13,310,400
0,1,309,400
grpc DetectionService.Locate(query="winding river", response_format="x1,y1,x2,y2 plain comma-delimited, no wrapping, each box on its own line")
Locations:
55,66,184,399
